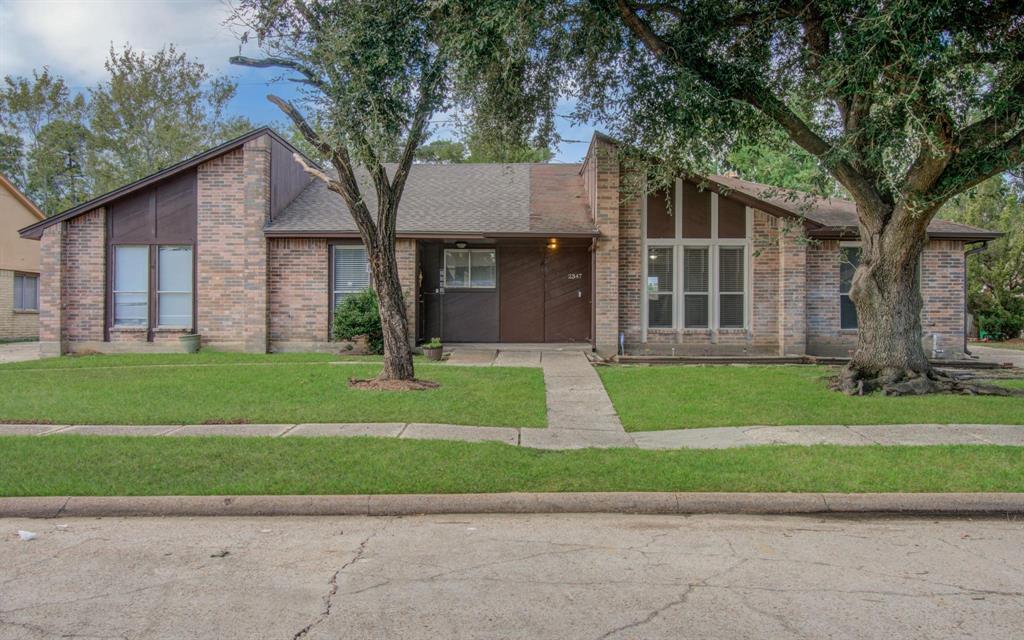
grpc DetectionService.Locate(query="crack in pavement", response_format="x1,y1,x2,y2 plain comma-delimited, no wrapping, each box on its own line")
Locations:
290,521,388,640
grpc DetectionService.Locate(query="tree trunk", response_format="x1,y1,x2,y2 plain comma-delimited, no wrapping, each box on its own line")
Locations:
369,242,415,381
838,212,934,394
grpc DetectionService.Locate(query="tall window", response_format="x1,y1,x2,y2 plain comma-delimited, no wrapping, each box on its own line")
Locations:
113,246,149,326
157,246,193,327
13,273,38,311
647,247,673,328
840,246,861,329
718,247,746,328
444,248,496,289
332,245,370,309
683,247,710,328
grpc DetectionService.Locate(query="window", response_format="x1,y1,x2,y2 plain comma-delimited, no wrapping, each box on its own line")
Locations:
444,248,496,289
840,246,861,329
646,247,673,328
13,274,38,311
718,246,745,328
332,245,370,309
683,247,710,328
113,245,149,326
157,246,193,327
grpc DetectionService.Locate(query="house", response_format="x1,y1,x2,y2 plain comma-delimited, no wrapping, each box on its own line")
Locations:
1,174,45,341
18,128,999,358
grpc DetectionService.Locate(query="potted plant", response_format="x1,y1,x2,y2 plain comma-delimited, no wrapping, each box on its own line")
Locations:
422,337,444,361
179,334,201,354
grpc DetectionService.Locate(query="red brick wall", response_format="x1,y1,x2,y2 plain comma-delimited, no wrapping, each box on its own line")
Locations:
590,138,620,355
38,222,64,356
268,238,329,344
61,209,106,344
778,223,807,355
196,136,270,351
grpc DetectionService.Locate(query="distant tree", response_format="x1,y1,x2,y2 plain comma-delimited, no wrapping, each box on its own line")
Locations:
415,139,468,163
0,69,89,214
88,44,253,194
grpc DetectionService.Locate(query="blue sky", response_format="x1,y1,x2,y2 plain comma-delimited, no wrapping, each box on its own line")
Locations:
0,0,598,162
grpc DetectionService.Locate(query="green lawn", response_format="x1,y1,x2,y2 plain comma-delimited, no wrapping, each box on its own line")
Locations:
598,365,1024,431
979,341,1024,351
0,436,1021,495
0,354,546,427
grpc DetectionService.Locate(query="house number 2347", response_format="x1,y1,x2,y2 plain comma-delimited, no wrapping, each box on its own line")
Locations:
567,272,583,280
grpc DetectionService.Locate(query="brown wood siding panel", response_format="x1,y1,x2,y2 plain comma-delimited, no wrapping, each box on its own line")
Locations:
544,245,591,342
718,195,747,238
109,190,153,242
681,181,711,238
646,188,674,238
499,245,545,342
442,291,499,342
270,138,312,220
154,171,197,242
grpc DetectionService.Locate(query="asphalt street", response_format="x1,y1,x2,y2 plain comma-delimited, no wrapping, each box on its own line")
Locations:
1,513,1022,639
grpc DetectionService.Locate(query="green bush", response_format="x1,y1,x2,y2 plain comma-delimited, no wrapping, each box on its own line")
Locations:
977,306,1024,341
332,289,383,353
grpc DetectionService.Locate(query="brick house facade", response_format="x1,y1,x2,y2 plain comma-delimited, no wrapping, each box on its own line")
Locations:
19,129,996,358
1,174,45,341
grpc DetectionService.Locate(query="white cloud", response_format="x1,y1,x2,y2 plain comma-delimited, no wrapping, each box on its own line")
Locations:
0,0,240,86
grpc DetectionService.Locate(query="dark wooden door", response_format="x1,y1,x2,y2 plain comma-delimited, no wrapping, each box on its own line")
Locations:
499,245,546,342
544,246,591,342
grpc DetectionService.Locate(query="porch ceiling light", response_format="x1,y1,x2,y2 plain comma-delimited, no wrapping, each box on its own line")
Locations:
547,237,558,250
454,241,468,249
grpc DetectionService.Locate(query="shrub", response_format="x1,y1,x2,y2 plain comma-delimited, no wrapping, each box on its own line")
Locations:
977,306,1024,341
332,289,383,354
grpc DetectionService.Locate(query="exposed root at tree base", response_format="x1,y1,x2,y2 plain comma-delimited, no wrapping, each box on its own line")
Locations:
347,377,440,391
832,365,1024,397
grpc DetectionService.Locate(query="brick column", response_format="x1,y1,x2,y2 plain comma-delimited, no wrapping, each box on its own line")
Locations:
38,222,65,357
396,239,418,345
778,223,807,356
593,139,620,356
243,136,270,353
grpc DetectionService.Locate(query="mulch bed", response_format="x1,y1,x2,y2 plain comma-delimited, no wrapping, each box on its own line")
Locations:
347,378,440,391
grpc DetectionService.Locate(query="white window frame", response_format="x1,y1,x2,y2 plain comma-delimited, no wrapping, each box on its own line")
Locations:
443,248,496,289
645,246,675,329
156,245,193,329
13,273,39,311
331,244,371,311
112,244,150,328
641,179,752,339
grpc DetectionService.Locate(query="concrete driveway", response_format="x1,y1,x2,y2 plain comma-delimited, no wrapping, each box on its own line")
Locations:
2,513,1022,639
0,342,39,364
971,344,1024,369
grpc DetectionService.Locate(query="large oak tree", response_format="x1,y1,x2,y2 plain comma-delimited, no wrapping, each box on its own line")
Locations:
461,0,1024,393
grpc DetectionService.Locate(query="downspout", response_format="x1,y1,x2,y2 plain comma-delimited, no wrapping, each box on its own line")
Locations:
963,241,990,356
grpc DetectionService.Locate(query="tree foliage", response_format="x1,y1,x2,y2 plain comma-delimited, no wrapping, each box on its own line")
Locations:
415,135,554,164
1,47,253,214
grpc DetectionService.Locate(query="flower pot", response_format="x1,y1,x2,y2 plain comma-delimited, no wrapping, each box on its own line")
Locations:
179,334,201,354
423,346,444,361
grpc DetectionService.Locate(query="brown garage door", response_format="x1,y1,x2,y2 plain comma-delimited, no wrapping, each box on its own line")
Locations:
544,245,591,342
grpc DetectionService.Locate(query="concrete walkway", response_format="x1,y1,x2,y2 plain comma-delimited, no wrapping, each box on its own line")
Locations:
971,344,1024,369
4,421,1023,449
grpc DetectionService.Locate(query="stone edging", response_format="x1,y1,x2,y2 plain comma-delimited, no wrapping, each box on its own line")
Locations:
2,493,1023,518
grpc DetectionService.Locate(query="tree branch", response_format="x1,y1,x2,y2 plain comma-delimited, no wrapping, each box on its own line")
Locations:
229,55,325,89
935,129,1024,197
614,0,888,215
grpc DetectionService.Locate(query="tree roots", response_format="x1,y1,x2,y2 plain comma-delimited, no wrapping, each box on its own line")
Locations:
833,364,1024,397
347,377,440,391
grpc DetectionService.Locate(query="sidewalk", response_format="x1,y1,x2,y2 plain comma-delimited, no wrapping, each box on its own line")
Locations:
4,421,1023,449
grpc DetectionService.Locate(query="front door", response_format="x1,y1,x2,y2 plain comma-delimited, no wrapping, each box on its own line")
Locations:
499,245,546,342
544,245,591,342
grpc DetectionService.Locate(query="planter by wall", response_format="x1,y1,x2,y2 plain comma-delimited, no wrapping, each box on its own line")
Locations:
179,334,201,353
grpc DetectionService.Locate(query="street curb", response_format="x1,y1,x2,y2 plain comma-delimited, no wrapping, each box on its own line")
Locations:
2,493,1023,518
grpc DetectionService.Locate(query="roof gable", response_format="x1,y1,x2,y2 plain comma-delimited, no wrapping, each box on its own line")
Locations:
0,174,45,221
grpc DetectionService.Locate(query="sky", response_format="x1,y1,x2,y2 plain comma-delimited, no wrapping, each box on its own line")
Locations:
0,0,598,162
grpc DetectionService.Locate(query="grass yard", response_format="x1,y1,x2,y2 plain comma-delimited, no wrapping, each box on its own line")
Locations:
977,340,1024,351
0,353,546,427
0,436,1022,495
598,365,1024,431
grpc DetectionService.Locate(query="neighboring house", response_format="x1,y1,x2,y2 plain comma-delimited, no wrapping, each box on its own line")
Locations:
1,174,45,341
19,128,999,358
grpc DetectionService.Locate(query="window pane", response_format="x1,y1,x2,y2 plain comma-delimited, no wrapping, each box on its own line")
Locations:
683,247,709,292
470,250,496,288
840,247,860,294
684,294,709,328
23,276,38,310
13,275,24,309
648,294,673,328
158,292,192,326
114,292,148,326
719,247,744,292
720,293,744,328
158,246,192,292
114,246,148,292
333,245,370,299
444,249,470,288
840,294,858,329
647,247,673,293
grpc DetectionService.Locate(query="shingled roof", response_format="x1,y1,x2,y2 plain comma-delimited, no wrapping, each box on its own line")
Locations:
265,163,597,238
